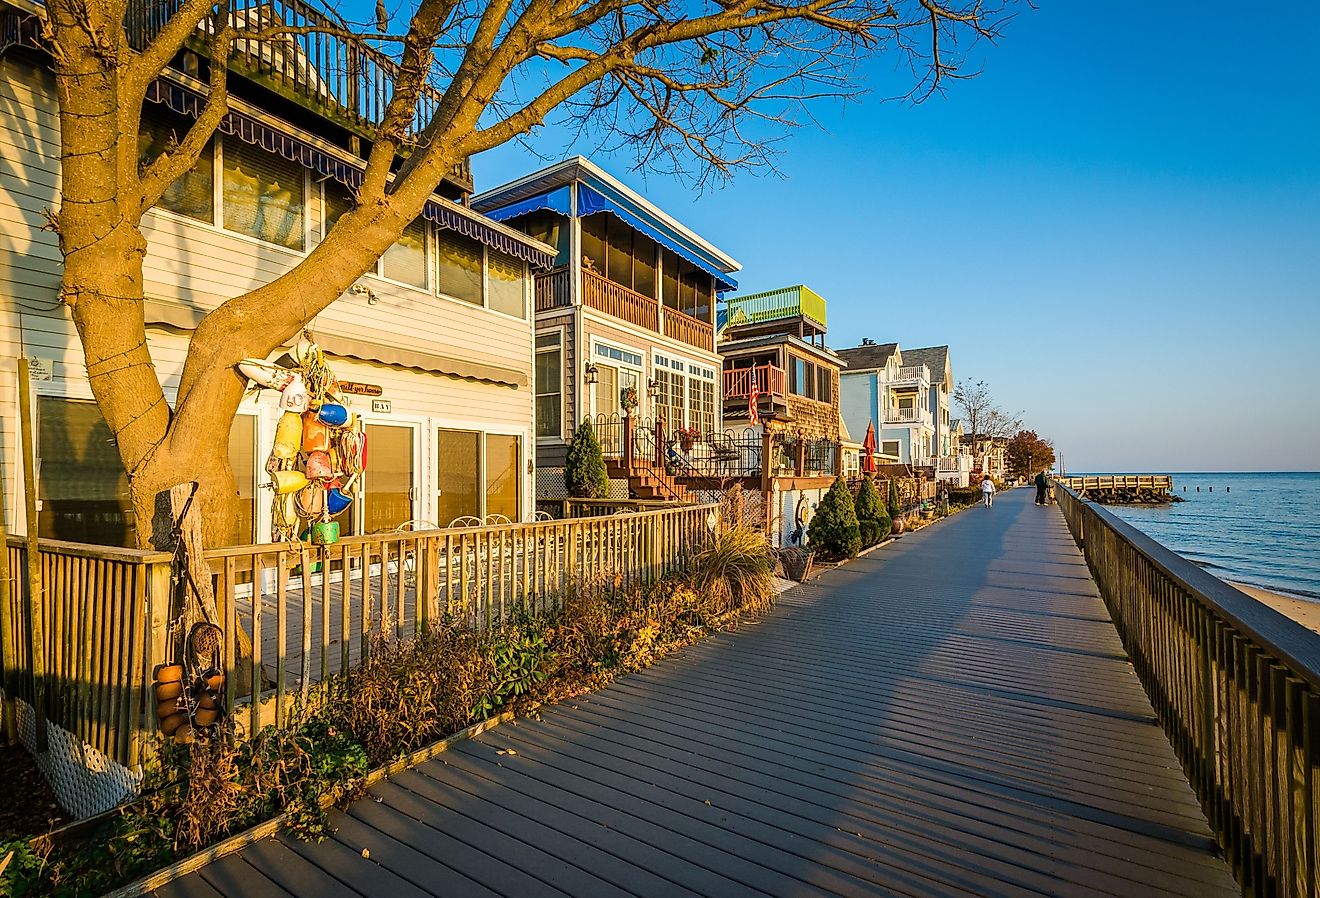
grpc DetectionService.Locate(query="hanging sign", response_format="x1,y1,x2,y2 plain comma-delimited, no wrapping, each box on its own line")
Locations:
28,357,54,381
337,380,383,396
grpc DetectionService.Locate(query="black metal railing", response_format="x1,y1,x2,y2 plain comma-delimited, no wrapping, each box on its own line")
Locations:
1055,481,1320,898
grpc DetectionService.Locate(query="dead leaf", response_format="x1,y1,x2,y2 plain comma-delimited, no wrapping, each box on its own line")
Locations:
361,848,371,859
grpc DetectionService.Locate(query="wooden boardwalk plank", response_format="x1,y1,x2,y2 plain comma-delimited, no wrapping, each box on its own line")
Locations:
160,490,1238,897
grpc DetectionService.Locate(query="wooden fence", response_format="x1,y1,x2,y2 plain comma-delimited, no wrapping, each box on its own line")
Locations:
1055,482,1320,898
0,504,716,769
1056,474,1173,491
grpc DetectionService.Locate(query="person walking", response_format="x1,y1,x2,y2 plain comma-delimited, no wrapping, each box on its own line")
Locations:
1034,470,1049,506
981,474,996,508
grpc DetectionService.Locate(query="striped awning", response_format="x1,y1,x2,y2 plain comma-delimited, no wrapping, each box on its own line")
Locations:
143,78,556,270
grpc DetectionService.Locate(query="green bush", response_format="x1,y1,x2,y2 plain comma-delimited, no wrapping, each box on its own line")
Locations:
887,477,902,519
854,478,890,546
808,477,862,560
565,417,608,499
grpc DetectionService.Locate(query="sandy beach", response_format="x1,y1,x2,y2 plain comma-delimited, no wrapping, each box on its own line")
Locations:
1231,582,1320,636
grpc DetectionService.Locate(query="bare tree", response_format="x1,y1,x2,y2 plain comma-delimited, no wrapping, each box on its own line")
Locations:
953,378,1022,451
32,0,1014,548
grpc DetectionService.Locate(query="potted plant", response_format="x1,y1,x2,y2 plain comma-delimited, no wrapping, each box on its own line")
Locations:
676,425,700,452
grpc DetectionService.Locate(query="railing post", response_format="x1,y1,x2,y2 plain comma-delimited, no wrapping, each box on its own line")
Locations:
623,413,634,473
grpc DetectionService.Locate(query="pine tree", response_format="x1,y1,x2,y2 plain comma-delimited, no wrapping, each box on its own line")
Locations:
807,477,862,560
854,477,890,546
887,477,903,519
565,418,609,499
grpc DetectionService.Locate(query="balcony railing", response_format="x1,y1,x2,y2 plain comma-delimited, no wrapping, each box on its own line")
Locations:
886,407,932,425
123,0,470,188
583,268,659,332
724,285,826,331
663,308,714,352
534,267,571,311
723,364,787,400
891,365,930,386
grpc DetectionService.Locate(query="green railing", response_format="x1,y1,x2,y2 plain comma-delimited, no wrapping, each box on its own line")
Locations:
1055,481,1320,898
724,285,827,330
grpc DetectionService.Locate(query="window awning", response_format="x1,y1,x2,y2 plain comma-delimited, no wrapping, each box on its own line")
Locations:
144,78,556,270
576,184,738,293
478,185,573,224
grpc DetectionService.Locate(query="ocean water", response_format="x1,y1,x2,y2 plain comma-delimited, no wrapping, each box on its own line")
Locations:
1090,472,1320,602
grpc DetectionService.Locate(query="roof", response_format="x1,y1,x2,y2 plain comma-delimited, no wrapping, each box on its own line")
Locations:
470,156,741,275
722,285,827,332
901,346,950,384
719,333,844,369
835,341,899,372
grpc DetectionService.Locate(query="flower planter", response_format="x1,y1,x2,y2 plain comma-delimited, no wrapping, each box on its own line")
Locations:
780,548,815,582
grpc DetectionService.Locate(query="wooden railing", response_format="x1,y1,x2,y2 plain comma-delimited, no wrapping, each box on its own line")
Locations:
2,537,171,768
2,506,716,767
886,406,931,425
534,267,571,311
582,269,659,331
663,307,714,352
893,365,930,384
723,364,787,400
1057,475,1173,491
1055,482,1320,898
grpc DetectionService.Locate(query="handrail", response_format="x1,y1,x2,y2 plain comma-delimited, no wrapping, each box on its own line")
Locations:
1054,481,1320,896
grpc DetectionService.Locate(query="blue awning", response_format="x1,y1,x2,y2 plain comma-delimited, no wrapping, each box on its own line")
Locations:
144,79,556,270
479,185,573,224
576,184,737,293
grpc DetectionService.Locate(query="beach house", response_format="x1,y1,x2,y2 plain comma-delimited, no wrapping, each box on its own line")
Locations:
718,285,846,546
837,340,938,469
0,0,554,544
471,157,741,503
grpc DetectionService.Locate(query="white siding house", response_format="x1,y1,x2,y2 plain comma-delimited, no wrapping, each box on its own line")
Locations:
0,41,553,545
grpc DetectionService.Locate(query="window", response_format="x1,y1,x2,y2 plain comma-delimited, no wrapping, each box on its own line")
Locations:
535,332,563,439
382,218,427,288
322,180,354,236
138,108,214,223
690,378,715,435
881,440,901,457
36,398,134,547
633,233,657,299
437,230,484,305
792,358,810,397
515,210,570,267
606,217,633,288
487,249,525,317
485,434,520,520
595,344,643,367
816,367,832,404
581,213,607,274
222,139,305,249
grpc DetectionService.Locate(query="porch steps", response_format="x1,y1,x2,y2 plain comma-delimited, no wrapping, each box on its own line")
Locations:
607,459,691,502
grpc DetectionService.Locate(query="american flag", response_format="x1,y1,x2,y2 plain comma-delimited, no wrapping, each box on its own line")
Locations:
748,382,761,426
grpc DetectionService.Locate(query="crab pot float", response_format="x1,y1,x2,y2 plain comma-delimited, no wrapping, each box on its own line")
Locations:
238,336,365,545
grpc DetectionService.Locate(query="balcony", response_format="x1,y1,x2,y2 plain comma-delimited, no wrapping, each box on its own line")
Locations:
124,0,472,192
723,364,787,400
532,267,714,352
724,285,827,332
890,365,930,389
886,406,932,426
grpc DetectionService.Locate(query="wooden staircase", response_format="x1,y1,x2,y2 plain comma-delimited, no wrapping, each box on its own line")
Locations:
607,458,691,502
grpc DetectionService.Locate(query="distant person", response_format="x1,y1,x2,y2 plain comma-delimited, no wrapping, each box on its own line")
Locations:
1035,471,1049,505
981,475,996,508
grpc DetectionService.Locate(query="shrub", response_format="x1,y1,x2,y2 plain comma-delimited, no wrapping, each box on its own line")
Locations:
808,477,862,560
853,478,890,546
887,477,902,519
565,417,608,498
690,527,775,616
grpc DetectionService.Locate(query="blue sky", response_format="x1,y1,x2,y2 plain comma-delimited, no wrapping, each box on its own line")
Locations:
470,2,1320,472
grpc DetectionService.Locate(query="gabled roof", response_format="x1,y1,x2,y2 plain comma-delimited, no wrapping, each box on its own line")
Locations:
835,341,899,372
902,346,950,384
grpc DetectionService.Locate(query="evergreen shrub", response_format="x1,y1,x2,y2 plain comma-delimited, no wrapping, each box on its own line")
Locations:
565,417,608,498
853,478,890,546
807,477,862,560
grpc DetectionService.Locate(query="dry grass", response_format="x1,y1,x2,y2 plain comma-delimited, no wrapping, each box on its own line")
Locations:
689,526,776,616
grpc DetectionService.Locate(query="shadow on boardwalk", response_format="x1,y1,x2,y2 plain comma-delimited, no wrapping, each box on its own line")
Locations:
154,489,1238,898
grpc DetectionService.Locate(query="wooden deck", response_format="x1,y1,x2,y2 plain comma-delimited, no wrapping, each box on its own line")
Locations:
152,489,1238,897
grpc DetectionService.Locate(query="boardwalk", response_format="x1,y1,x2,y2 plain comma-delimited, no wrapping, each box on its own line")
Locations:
153,490,1238,898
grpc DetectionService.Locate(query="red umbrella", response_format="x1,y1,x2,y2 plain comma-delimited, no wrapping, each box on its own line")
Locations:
862,421,877,473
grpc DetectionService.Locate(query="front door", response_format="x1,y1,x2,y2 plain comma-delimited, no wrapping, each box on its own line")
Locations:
362,423,416,533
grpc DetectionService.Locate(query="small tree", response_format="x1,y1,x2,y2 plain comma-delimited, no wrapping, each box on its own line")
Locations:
808,477,862,560
566,418,608,499
854,478,890,546
1005,430,1056,479
887,478,903,520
